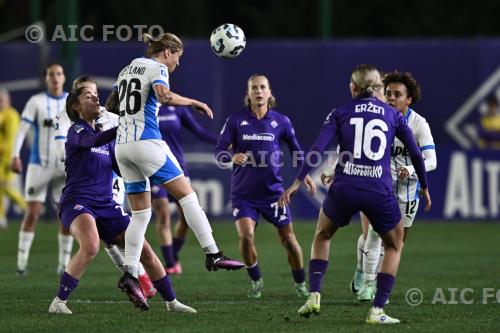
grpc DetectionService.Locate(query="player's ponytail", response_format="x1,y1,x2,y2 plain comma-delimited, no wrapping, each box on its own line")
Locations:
351,64,383,97
144,32,183,57
142,33,153,44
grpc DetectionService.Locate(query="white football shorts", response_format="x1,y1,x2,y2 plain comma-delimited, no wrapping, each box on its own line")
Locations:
24,163,66,203
115,139,183,194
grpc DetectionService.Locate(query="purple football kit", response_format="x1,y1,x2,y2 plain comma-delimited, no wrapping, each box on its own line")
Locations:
59,120,127,245
151,105,218,200
215,108,303,228
296,95,428,234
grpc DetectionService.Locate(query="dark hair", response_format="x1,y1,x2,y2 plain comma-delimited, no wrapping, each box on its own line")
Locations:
65,87,87,122
244,74,277,109
383,71,421,105
43,62,64,77
72,75,97,89
143,33,183,57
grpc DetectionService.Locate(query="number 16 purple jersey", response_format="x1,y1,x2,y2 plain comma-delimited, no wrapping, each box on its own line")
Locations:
297,95,428,195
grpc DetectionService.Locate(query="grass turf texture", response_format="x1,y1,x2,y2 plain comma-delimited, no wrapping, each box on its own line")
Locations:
0,220,498,332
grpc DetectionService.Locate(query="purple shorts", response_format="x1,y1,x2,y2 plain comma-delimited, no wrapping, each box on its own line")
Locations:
232,198,292,228
60,200,130,245
322,186,401,235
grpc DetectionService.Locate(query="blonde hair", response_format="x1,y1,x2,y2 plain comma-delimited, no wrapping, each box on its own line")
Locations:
143,33,183,57
244,74,277,108
351,64,383,96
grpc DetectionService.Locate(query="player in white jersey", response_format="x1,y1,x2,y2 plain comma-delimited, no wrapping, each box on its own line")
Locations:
107,33,243,303
11,63,71,276
342,71,437,301
54,75,157,299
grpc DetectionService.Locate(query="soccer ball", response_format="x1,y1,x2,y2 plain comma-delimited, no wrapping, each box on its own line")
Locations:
210,23,246,59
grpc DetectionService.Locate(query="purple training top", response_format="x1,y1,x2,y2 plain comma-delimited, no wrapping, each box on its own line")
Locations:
60,120,118,206
215,108,303,201
158,105,218,174
296,95,428,194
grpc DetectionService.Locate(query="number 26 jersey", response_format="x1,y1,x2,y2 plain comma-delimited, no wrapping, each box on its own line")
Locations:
115,57,170,144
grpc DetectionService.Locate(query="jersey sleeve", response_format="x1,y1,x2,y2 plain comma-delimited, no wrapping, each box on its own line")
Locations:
416,118,435,151
20,95,38,124
150,63,170,88
66,125,118,148
214,116,234,163
179,107,218,144
281,116,303,161
54,111,71,162
296,109,338,181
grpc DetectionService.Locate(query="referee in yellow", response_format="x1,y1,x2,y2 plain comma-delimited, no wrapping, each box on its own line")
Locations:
0,89,26,228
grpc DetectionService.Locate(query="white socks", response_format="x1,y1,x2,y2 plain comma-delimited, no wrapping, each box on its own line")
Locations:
17,231,35,270
363,227,382,282
178,192,218,254
356,234,365,271
124,208,152,277
58,234,74,269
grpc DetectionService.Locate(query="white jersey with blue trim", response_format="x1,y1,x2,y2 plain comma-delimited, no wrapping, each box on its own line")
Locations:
21,91,68,168
115,58,170,144
391,108,435,202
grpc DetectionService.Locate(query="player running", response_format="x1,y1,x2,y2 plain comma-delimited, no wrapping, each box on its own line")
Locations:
280,64,431,324
107,32,243,294
152,105,218,274
215,74,316,298
48,86,195,314
11,63,71,275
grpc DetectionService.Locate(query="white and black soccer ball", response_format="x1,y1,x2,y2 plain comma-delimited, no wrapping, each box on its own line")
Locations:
210,23,246,59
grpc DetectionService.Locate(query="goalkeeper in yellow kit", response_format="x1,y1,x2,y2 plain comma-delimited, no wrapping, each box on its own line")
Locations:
0,89,25,228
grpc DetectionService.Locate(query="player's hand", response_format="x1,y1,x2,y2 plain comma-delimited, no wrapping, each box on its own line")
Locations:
279,179,302,207
10,156,22,174
397,166,410,180
420,188,431,212
232,153,248,166
192,101,213,119
304,175,317,196
320,172,333,185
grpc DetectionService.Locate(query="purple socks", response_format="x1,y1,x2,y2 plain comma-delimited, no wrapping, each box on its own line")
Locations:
153,275,176,302
160,245,176,268
309,259,328,292
57,272,79,301
373,272,396,308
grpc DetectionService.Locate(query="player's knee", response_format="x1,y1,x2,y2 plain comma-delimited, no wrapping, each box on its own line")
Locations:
280,232,297,249
140,247,155,265
239,233,255,248
83,240,100,260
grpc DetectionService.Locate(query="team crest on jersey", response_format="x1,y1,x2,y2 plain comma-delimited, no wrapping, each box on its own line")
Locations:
240,120,249,126
270,120,278,128
160,69,167,78
74,124,84,133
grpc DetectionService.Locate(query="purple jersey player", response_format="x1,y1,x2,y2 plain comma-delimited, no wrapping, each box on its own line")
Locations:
48,86,195,314
280,65,431,324
152,105,218,274
215,74,316,298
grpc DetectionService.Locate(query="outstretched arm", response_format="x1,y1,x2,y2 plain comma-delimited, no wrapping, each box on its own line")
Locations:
153,84,213,119
67,127,118,148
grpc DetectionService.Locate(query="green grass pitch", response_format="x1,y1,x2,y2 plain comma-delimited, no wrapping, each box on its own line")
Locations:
0,220,498,332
